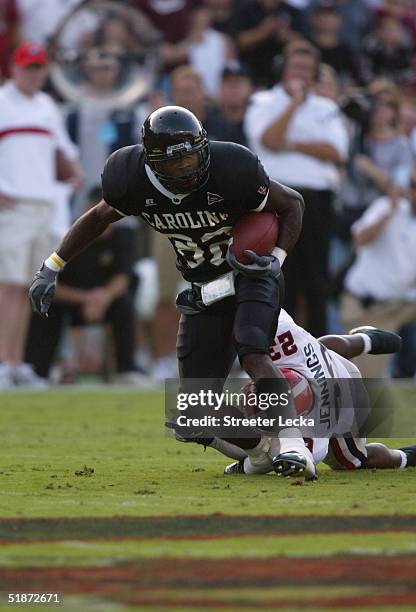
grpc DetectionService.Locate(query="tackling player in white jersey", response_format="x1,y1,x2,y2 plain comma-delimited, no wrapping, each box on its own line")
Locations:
179,308,416,478
223,309,415,476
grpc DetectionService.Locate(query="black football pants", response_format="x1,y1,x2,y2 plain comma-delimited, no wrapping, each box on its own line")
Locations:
177,274,283,381
175,273,285,441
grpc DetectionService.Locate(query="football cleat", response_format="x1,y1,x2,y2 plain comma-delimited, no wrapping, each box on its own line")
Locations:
165,420,213,446
348,326,402,355
272,451,317,481
224,460,245,475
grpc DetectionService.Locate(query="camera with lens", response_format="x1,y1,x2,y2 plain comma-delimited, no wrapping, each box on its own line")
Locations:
340,90,373,127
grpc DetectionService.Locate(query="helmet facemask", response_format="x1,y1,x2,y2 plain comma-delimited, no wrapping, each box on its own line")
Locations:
146,138,210,194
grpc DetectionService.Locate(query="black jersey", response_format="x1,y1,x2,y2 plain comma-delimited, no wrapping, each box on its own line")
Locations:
101,141,270,283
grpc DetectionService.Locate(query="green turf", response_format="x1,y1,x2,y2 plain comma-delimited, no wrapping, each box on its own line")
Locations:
1,389,415,611
2,514,415,541
0,586,400,612
0,390,415,518
1,531,416,567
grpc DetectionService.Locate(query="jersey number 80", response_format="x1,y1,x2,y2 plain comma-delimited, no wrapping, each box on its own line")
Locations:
167,227,232,268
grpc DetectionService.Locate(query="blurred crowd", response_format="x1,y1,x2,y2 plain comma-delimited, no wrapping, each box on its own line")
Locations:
0,0,415,388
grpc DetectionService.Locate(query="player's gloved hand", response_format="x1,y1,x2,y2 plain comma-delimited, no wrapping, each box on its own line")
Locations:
226,249,281,280
176,288,206,315
29,264,58,318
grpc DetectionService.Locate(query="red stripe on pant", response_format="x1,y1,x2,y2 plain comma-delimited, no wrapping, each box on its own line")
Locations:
330,437,356,470
304,437,313,453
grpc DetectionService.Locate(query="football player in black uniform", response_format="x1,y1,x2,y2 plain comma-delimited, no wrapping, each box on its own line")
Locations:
29,105,316,479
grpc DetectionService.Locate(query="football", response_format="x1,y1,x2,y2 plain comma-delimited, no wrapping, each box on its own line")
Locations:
280,367,314,417
230,212,279,264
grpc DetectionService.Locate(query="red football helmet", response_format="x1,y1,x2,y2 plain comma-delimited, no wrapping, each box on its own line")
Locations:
280,368,314,416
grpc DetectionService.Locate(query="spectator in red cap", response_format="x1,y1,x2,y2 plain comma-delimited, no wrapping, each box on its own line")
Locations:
12,41,48,69
0,42,81,389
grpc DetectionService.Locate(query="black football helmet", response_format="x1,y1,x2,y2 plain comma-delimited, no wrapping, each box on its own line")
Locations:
142,105,210,193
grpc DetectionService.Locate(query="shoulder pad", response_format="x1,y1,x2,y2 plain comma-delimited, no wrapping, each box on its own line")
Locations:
101,145,141,206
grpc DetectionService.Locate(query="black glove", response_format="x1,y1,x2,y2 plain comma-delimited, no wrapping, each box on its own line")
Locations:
226,249,281,280
175,288,206,315
29,264,58,318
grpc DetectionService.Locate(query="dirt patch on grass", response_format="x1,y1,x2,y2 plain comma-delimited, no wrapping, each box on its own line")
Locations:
1,515,416,542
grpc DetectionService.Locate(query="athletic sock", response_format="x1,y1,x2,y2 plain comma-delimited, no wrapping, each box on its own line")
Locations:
278,428,308,456
244,436,273,473
398,445,416,467
355,333,372,354
396,450,407,468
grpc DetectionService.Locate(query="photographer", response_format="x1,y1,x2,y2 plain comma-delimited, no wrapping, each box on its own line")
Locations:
339,80,413,237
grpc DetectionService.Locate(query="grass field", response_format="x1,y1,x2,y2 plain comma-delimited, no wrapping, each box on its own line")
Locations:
0,389,415,611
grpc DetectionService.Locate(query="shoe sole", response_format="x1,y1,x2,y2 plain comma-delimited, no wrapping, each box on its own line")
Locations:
273,457,317,481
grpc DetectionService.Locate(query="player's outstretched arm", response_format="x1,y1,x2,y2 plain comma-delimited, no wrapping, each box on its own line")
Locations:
263,179,304,263
56,200,122,262
29,200,122,318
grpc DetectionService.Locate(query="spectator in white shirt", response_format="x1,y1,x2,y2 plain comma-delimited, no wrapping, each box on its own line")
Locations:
0,43,80,389
245,39,348,337
342,178,416,377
